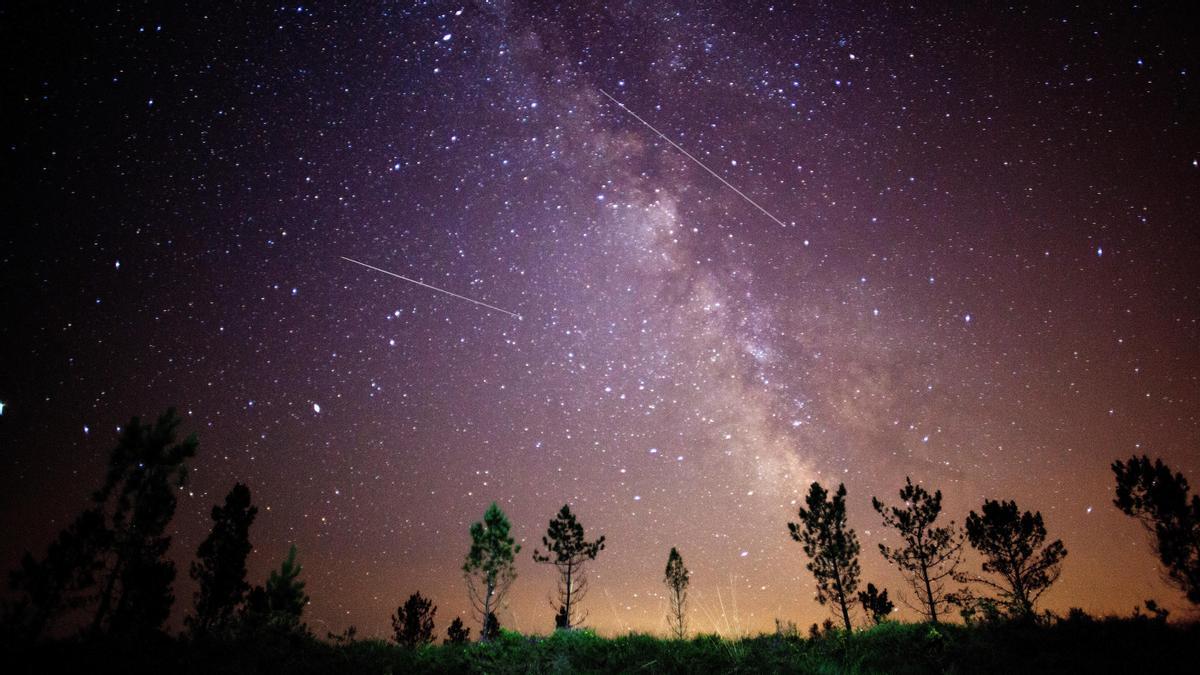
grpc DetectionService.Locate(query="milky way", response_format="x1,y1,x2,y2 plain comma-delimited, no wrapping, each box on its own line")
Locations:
2,2,1198,637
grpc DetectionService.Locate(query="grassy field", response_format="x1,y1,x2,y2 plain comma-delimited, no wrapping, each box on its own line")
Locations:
8,616,1198,674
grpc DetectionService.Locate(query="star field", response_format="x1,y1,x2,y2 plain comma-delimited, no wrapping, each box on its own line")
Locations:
2,1,1198,637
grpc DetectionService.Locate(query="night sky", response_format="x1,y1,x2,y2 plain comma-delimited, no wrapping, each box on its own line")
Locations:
2,1,1199,638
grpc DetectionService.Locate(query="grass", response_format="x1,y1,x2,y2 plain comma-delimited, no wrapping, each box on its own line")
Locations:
6,615,1197,674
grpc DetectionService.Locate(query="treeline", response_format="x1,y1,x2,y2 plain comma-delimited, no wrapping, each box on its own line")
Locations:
2,408,1198,649
0,410,312,645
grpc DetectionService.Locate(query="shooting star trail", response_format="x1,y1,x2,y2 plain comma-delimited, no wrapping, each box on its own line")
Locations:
599,89,791,229
340,256,522,320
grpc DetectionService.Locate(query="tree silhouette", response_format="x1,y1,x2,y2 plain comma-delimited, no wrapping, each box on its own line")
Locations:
663,547,690,639
1133,599,1170,623
553,605,569,629
532,504,605,630
327,625,358,644
1112,455,1200,604
246,544,309,631
90,409,196,638
187,483,257,635
957,499,1067,618
872,477,963,623
789,482,861,631
391,591,437,647
463,502,520,641
8,508,108,641
10,409,195,640
444,616,470,644
857,583,894,625
481,611,500,641
807,618,836,639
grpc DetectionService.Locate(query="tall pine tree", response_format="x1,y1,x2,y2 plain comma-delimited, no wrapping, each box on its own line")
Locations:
532,504,605,630
1112,456,1200,604
91,409,196,637
463,502,520,641
663,547,690,639
11,409,196,640
188,483,257,635
957,499,1067,618
789,482,861,631
871,477,963,623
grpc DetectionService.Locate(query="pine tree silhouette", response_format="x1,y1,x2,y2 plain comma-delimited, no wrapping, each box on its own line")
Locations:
188,483,257,635
391,591,436,647
857,583,894,625
532,504,605,630
444,616,471,644
663,547,690,639
789,482,861,631
872,477,963,623
8,508,108,640
93,410,197,637
246,544,310,631
463,502,519,641
956,499,1067,618
10,409,195,640
1113,455,1200,604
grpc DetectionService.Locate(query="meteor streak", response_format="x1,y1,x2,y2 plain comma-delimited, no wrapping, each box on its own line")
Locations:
599,88,790,229
340,256,522,319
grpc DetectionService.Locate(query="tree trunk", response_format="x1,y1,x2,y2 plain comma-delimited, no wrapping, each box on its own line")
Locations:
921,562,938,624
672,588,684,638
831,560,852,631
482,577,496,641
91,548,125,636
563,562,573,629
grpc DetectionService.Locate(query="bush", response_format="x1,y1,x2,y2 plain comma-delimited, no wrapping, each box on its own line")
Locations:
2,617,1197,674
